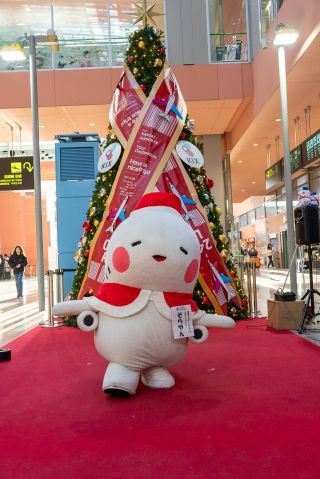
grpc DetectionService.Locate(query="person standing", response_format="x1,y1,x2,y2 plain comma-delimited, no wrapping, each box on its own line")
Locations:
267,244,275,268
9,245,28,298
0,254,4,280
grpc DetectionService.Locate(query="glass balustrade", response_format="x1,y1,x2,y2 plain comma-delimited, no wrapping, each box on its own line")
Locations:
0,0,165,71
208,0,248,62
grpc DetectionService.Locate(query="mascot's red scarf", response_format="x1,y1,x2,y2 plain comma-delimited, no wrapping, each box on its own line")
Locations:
96,283,199,312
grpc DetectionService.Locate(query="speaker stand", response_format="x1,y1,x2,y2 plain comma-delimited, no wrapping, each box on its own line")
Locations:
298,244,320,333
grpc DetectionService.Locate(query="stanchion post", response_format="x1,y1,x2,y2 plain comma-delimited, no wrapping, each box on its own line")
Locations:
252,263,258,318
239,256,244,288
246,263,252,317
41,270,63,328
48,270,54,326
55,268,64,302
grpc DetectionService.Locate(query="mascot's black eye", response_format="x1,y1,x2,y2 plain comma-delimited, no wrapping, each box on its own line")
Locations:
107,266,111,274
131,241,142,247
180,247,188,255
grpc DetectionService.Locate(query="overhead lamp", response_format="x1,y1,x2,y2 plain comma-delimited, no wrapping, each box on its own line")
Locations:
0,44,26,61
273,23,298,47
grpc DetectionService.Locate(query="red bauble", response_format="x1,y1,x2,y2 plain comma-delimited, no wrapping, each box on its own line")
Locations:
242,299,249,308
82,220,91,233
84,249,90,257
230,270,237,278
202,296,211,306
221,254,227,262
206,178,214,189
140,84,147,92
160,48,166,55
127,55,135,63
180,132,186,139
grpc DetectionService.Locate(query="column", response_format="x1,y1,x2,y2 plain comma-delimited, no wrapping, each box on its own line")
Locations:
164,0,210,65
201,134,226,227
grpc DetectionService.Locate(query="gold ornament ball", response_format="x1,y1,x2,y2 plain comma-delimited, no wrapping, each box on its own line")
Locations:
110,134,116,140
94,219,100,228
209,222,214,229
217,207,223,216
89,207,96,217
132,67,139,75
138,40,145,49
102,175,106,181
219,234,227,243
154,58,162,67
74,251,80,261
230,307,237,316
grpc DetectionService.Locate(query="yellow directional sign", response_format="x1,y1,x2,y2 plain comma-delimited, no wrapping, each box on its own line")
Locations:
23,161,34,173
0,156,34,191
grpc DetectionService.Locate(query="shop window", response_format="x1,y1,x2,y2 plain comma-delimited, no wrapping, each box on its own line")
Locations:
265,194,277,217
260,0,284,39
239,213,248,227
276,187,286,214
208,0,248,63
247,209,255,224
255,204,265,220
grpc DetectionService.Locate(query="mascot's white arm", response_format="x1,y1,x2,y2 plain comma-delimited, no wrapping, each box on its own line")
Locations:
190,313,235,344
52,300,99,332
52,300,235,339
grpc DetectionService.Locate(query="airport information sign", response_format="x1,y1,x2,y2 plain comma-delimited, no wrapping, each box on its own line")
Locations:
0,156,34,191
265,161,282,190
301,129,320,166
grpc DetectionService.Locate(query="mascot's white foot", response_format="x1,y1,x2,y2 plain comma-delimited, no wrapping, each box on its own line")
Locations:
103,363,140,397
141,367,175,389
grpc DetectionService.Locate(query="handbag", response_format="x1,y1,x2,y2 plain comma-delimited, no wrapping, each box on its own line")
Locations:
274,288,296,302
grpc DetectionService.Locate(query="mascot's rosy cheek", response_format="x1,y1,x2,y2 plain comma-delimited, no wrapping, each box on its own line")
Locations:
184,259,199,284
112,247,130,273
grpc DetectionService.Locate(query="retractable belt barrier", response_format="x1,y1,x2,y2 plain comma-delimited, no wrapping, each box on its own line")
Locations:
245,263,259,318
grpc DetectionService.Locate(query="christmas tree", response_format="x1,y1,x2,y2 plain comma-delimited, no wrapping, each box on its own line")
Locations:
68,25,249,324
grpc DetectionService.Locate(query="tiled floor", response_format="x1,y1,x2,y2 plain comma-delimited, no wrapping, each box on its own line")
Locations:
1,269,319,348
246,267,320,346
0,277,47,347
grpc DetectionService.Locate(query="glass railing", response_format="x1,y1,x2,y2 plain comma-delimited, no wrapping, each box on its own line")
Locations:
209,32,248,62
0,36,133,71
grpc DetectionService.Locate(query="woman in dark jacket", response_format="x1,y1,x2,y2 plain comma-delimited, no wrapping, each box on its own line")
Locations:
9,245,28,298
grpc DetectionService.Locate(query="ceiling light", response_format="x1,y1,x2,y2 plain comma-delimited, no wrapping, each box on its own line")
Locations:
273,24,299,47
39,125,45,128
238,160,243,164
275,118,281,122
241,189,245,192
0,44,26,61
252,181,256,184
253,143,259,147
89,123,95,126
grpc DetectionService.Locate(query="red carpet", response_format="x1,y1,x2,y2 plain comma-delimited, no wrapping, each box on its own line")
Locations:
0,320,319,479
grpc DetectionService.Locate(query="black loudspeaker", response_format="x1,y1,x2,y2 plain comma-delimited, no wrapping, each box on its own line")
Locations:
294,206,320,245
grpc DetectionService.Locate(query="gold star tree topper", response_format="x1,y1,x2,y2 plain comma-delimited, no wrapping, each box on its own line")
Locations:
126,1,164,27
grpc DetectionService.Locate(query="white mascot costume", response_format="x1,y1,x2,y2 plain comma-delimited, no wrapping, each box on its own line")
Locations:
53,192,235,397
